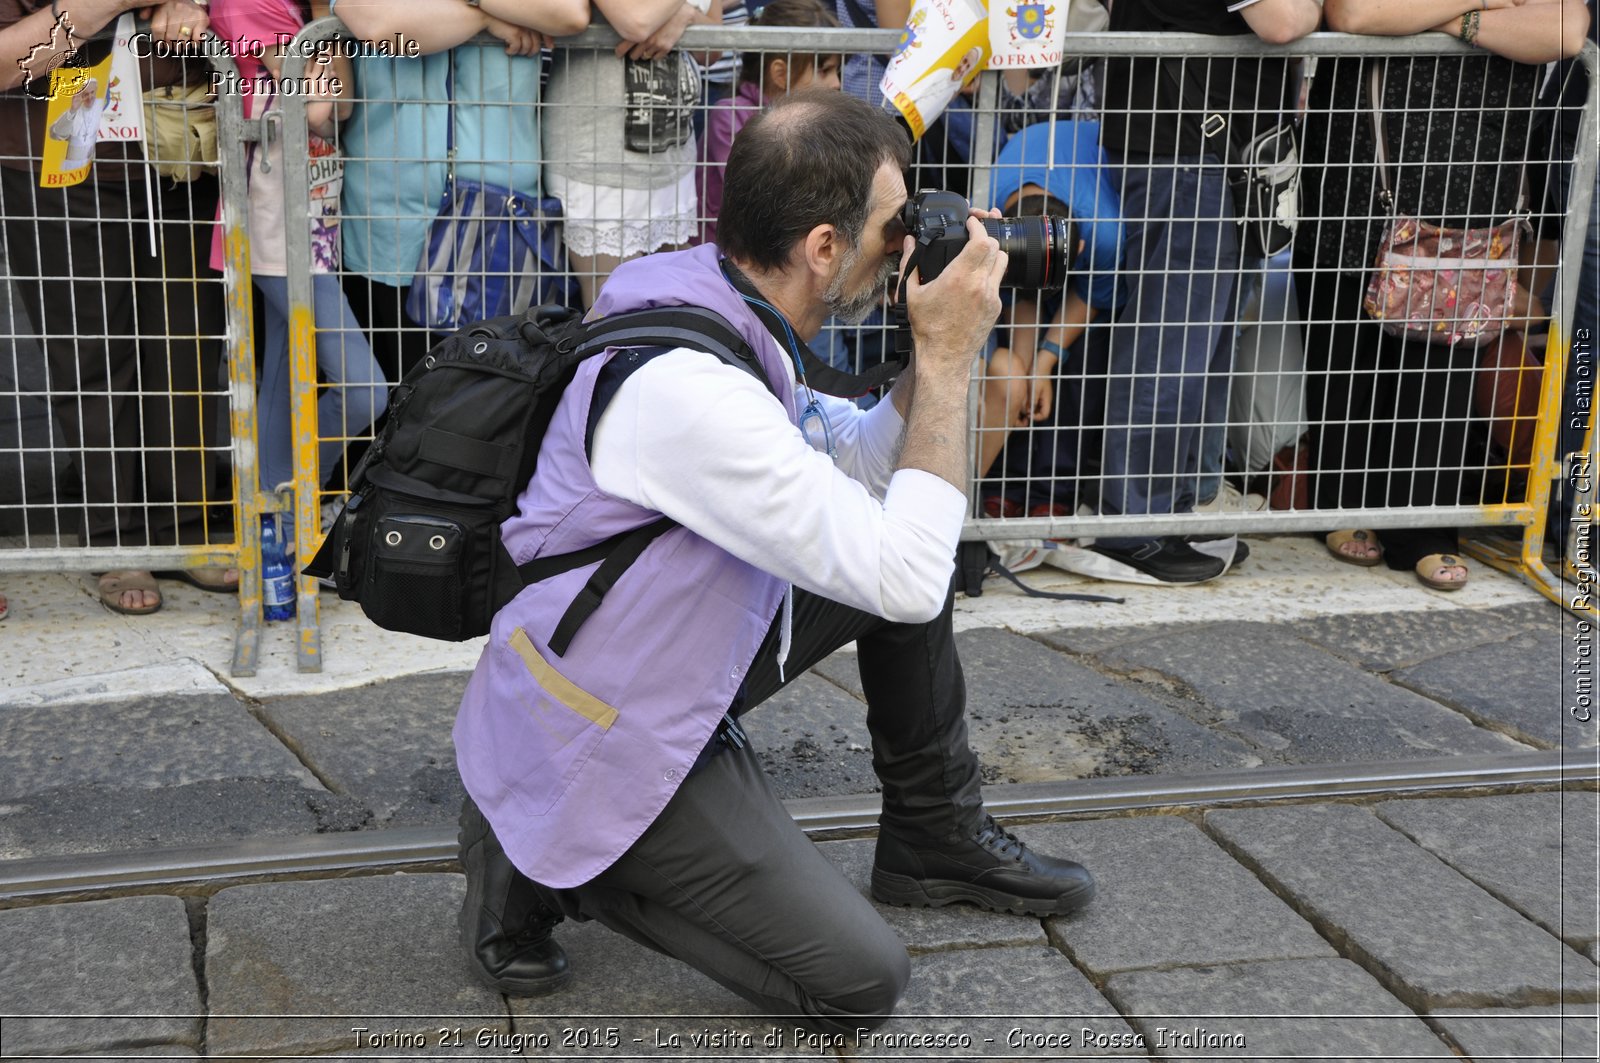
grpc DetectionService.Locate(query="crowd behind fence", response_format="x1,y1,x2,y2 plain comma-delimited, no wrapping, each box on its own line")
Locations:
1,19,1595,673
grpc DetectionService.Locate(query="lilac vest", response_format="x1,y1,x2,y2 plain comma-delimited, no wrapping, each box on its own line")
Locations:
453,244,800,887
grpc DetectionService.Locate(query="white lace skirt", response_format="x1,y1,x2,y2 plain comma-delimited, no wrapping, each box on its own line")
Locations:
548,169,699,260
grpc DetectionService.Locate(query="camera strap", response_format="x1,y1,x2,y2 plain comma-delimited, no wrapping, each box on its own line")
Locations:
720,259,907,399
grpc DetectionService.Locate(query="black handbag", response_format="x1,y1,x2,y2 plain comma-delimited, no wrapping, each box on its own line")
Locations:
1163,59,1302,260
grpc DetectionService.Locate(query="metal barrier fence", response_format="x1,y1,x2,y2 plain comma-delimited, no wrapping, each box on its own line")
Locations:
4,21,1591,673
0,25,268,673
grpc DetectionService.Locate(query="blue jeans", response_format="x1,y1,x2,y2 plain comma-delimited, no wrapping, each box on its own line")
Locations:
1100,155,1239,535
255,273,388,491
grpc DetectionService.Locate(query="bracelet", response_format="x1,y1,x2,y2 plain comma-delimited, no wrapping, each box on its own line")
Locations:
1459,9,1480,46
1037,338,1068,362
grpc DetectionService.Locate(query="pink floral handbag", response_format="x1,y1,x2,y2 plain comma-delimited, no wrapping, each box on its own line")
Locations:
1360,65,1528,347
1362,215,1525,347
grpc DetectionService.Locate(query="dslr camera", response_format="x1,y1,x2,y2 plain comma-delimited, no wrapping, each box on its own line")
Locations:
899,189,1077,290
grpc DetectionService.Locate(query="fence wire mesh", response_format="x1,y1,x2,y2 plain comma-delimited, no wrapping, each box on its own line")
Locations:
3,19,1594,671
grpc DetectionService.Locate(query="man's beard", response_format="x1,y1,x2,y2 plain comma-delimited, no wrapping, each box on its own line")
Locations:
824,243,898,326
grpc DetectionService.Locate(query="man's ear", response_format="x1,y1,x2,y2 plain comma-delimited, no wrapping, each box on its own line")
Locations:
799,222,842,284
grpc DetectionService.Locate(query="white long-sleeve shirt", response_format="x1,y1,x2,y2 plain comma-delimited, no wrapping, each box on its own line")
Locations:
590,347,967,624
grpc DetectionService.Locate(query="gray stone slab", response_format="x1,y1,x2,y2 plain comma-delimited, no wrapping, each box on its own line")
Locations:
1431,1005,1600,1062
0,896,202,1055
203,874,504,1057
1392,628,1576,748
851,947,1143,1060
0,694,319,800
1022,816,1336,975
1375,792,1600,947
819,628,1259,782
1289,601,1561,671
1098,622,1529,763
507,918,768,1057
254,673,467,828
1205,804,1598,1009
747,674,879,800
819,838,1047,952
0,778,370,860
1034,621,1210,658
1103,958,1450,1062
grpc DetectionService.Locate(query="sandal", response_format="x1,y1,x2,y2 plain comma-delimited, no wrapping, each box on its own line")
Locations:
1326,529,1384,568
1415,553,1469,592
97,571,163,615
156,566,240,593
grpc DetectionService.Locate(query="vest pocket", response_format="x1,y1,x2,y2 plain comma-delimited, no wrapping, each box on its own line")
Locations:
496,627,616,814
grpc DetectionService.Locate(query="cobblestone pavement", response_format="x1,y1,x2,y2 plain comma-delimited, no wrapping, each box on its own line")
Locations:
0,538,1595,1060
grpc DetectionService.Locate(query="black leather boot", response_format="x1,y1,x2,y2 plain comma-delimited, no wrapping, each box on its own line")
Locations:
458,797,571,995
871,814,1096,916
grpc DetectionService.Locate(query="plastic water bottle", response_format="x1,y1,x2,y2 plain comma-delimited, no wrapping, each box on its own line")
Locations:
261,511,296,622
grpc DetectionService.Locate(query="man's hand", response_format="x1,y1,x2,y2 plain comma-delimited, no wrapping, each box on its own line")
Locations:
893,213,1007,494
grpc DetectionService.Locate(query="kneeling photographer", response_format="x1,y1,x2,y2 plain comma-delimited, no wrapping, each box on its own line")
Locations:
451,89,1097,1031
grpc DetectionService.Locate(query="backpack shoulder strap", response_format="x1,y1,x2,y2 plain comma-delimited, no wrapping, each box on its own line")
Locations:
512,305,778,656
577,306,772,391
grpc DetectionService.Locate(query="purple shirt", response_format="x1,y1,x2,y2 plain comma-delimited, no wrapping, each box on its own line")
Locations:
695,81,764,246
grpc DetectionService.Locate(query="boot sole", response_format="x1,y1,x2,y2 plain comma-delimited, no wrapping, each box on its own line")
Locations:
458,824,573,997
870,867,1096,917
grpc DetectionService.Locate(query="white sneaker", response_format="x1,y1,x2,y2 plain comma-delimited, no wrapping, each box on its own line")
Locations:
1194,481,1267,513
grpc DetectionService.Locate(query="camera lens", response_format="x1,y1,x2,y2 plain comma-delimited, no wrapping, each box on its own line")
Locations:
980,215,1075,291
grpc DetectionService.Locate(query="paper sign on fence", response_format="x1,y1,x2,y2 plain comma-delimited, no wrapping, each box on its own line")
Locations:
97,14,145,143
880,0,989,141
988,3,1072,71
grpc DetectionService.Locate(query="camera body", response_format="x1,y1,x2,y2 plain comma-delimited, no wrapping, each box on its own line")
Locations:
900,189,1077,291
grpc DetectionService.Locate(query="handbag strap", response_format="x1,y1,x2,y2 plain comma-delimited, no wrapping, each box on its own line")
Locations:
1366,61,1396,210
445,50,457,185
1159,57,1303,167
1159,58,1235,161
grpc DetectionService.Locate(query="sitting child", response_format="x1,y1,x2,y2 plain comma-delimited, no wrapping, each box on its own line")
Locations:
977,119,1125,518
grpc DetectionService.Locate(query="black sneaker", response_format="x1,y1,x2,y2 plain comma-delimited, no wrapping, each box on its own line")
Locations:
458,799,572,996
1088,536,1226,583
871,815,1097,916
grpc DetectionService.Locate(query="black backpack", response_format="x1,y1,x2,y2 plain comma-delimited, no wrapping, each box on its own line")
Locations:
304,304,768,646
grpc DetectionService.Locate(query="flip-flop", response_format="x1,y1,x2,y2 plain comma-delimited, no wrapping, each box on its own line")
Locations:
155,566,240,593
97,571,163,615
1325,529,1384,567
1415,553,1469,592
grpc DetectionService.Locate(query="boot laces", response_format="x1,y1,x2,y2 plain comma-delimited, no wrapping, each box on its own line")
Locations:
512,903,561,944
974,815,1026,862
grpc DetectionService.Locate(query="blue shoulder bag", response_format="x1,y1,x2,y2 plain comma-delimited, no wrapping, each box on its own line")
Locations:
406,54,578,332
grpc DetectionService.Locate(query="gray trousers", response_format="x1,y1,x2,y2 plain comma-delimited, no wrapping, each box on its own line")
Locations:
545,583,983,1031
